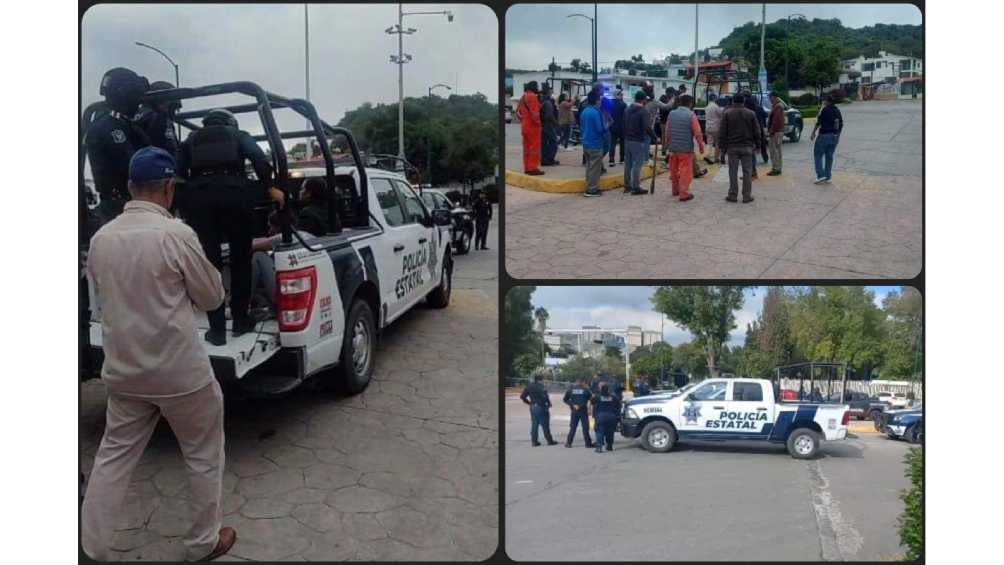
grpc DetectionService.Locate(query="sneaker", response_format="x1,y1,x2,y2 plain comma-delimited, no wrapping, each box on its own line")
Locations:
767,170,781,176
694,170,708,178
583,190,602,197
547,440,559,446
608,162,616,167
680,194,694,202
725,196,738,203
204,330,226,346
630,189,647,195
822,177,832,184
743,196,755,203
526,170,545,176
812,177,825,184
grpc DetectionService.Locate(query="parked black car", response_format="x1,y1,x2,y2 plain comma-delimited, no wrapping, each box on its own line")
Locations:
877,405,924,444
420,189,474,255
828,391,890,421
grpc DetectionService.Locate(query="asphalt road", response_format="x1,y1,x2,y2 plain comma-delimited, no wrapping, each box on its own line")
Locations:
79,223,499,562
505,393,914,561
505,99,922,279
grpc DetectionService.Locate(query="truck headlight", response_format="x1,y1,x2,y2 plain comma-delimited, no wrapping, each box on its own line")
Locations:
626,408,639,420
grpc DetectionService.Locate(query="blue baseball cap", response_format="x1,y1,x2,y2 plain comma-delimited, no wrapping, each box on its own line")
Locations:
129,146,177,185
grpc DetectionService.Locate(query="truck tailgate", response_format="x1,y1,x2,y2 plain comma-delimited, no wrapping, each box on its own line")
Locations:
89,315,282,380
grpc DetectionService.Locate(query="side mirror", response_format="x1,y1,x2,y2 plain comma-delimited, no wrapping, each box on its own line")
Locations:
686,393,696,402
431,208,452,226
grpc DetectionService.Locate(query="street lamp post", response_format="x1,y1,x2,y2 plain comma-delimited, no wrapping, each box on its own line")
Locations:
567,12,597,83
387,3,454,168
135,41,181,139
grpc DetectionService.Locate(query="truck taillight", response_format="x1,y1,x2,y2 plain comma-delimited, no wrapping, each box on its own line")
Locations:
841,410,850,426
277,267,317,332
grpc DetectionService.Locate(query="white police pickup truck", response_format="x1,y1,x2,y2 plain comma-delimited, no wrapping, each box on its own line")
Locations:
85,164,454,396
620,378,850,459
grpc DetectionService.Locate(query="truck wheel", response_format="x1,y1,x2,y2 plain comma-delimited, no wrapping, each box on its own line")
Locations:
788,124,802,142
640,421,677,453
906,423,923,444
787,428,822,459
426,257,452,309
336,300,375,394
455,230,471,255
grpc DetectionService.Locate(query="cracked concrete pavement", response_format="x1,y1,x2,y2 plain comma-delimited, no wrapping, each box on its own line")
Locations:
504,99,922,279
505,393,913,561
79,224,499,561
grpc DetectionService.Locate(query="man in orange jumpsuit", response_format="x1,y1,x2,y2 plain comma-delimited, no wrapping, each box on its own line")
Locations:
517,81,545,175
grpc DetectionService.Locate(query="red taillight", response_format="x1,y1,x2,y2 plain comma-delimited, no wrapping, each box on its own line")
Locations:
277,267,317,332
841,410,850,426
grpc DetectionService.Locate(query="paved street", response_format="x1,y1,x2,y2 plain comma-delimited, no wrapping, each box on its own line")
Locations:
79,222,499,562
505,99,922,279
505,393,913,561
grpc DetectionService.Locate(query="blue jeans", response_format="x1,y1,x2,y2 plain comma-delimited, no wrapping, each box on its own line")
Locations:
814,133,838,179
530,404,553,444
624,140,648,191
560,124,572,148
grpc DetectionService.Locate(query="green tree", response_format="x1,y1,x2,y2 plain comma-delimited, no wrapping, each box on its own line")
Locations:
881,288,923,380
672,340,709,380
652,286,748,377
788,287,885,375
801,37,843,96
512,352,542,380
533,307,549,334
631,342,674,379
558,354,600,383
604,345,623,361
503,287,540,378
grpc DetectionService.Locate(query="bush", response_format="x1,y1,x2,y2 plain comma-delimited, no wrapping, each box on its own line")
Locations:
795,92,819,106
827,88,848,104
897,447,923,560
796,106,820,119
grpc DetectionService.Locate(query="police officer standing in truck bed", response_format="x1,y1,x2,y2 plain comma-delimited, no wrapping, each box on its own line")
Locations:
135,80,180,155
85,67,151,225
176,108,284,345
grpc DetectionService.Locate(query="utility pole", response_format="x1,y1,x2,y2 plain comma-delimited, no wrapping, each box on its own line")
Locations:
305,4,311,131
593,2,598,83
759,2,767,92
693,3,699,96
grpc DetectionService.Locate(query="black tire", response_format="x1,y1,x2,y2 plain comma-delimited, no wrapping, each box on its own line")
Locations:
334,299,376,394
455,229,471,255
640,421,677,453
786,428,822,459
788,123,803,142
426,255,452,309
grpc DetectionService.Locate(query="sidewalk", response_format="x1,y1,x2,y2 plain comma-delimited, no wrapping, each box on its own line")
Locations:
505,139,666,193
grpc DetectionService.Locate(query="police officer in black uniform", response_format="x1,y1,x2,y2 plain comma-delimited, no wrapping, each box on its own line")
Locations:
471,191,492,250
591,384,622,453
176,109,284,345
520,374,558,446
635,378,651,397
563,379,594,448
85,67,151,225
135,81,180,155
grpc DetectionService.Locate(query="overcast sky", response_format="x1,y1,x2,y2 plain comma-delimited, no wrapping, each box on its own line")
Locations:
82,3,498,136
529,286,905,347
505,3,922,69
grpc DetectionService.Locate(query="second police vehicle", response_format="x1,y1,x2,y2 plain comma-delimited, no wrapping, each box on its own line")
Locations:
620,377,850,459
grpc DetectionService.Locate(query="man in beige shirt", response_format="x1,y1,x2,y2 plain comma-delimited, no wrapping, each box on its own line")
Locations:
82,147,236,561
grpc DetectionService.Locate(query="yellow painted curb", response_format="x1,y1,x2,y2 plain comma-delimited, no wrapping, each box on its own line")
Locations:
506,161,666,193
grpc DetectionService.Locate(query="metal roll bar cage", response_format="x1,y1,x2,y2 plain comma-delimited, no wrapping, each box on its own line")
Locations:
81,81,369,247
773,362,849,403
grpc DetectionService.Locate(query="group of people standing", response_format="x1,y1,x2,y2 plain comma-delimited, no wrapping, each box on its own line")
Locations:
519,374,626,453
516,78,845,203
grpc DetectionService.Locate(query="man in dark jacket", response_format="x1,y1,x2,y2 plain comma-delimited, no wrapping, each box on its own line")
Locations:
295,177,331,236
766,93,786,175
608,89,627,166
744,92,768,179
718,93,761,203
540,85,560,166
472,191,493,250
135,80,180,156
520,374,559,446
622,90,657,195
563,379,594,448
591,384,621,453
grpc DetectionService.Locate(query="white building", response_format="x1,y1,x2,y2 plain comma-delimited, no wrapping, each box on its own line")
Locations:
625,325,663,355
508,68,689,106
839,50,923,99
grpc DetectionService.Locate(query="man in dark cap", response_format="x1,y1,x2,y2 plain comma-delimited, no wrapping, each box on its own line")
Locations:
83,146,236,562
85,67,151,225
539,83,560,167
520,374,559,446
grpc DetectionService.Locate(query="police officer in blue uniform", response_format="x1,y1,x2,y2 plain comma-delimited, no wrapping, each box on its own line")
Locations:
520,374,558,446
591,384,621,453
135,81,180,155
177,109,283,345
635,378,651,397
85,67,151,225
563,379,594,448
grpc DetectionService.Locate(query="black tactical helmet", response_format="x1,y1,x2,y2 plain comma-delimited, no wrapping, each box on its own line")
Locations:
147,81,181,111
100,67,149,115
202,108,238,128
